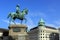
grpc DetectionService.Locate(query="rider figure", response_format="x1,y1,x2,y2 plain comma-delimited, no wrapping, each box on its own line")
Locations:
16,4,20,17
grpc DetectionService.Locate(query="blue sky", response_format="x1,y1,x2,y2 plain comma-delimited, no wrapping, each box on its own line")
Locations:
0,0,60,29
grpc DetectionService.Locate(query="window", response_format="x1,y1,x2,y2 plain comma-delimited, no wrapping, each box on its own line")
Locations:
43,37,44,38
41,34,42,35
43,34,44,35
43,31,44,32
41,30,44,32
41,37,42,38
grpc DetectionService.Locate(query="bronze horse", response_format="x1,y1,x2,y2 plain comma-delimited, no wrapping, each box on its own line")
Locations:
7,4,28,25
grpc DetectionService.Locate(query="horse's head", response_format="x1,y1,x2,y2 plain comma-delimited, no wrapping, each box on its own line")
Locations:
22,8,28,15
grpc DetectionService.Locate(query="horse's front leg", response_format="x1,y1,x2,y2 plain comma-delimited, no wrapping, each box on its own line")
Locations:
9,18,12,26
12,19,16,25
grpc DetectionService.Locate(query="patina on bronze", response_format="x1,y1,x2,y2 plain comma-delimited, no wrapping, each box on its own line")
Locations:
7,4,28,25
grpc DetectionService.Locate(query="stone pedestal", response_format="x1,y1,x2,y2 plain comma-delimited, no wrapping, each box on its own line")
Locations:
8,24,28,40
18,34,28,40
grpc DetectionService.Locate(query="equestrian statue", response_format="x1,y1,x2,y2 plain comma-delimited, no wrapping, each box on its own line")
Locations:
7,4,28,25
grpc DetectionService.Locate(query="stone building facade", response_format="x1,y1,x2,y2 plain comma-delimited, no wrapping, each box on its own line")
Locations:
58,28,60,40
0,28,8,40
28,18,59,40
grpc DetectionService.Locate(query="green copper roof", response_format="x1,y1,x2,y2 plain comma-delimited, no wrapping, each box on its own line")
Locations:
40,18,44,22
38,18,45,26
